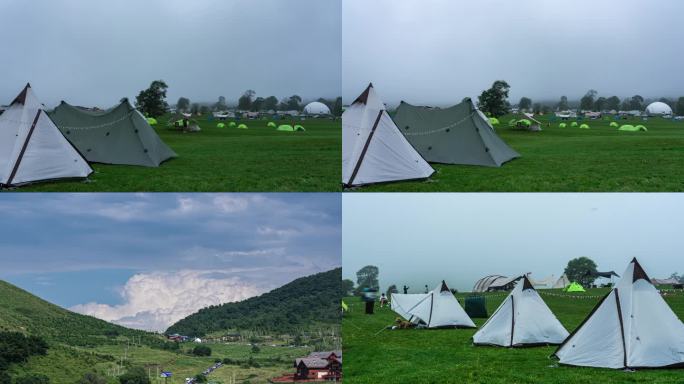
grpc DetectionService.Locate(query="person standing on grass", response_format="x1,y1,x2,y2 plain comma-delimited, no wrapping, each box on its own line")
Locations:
403,285,409,294
424,284,429,294
379,293,388,308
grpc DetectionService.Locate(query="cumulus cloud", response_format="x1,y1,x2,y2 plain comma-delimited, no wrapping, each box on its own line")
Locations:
71,270,262,332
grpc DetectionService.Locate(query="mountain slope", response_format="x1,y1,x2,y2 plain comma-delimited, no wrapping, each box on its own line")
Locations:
0,280,164,347
166,268,342,337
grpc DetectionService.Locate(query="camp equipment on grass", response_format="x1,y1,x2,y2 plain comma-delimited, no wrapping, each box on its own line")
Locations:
294,125,306,131
0,84,92,187
267,121,276,128
393,99,520,166
609,122,619,127
50,99,176,167
473,275,569,347
228,121,237,128
342,84,434,187
146,117,158,125
579,124,590,129
404,281,476,328
571,122,578,127
559,123,567,128
489,117,500,125
553,258,684,369
217,123,225,128
277,124,294,131
237,123,248,129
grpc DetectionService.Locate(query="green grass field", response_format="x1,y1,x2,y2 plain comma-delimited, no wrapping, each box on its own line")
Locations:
342,289,684,384
14,116,341,192
357,115,684,192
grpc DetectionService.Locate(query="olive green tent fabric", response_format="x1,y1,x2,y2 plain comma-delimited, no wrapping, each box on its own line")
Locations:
49,100,176,167
565,282,585,292
393,99,520,167
277,124,295,131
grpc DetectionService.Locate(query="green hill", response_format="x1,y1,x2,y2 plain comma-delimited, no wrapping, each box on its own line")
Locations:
0,280,166,348
166,268,342,337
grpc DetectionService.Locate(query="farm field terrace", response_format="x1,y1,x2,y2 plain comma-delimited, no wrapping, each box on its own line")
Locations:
14,116,341,192
342,289,684,384
357,115,684,192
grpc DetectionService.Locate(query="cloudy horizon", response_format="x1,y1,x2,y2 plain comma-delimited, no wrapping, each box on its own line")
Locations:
0,193,341,332
343,0,684,107
343,193,684,293
0,0,341,108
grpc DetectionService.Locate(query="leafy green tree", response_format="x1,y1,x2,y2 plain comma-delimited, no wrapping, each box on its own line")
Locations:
606,96,620,111
77,372,106,384
629,95,644,110
135,80,168,118
669,272,683,283
675,97,684,115
333,97,343,117
192,345,212,357
518,97,532,111
199,105,209,115
293,334,303,346
620,98,631,111
238,90,255,110
190,103,200,115
213,96,227,111
251,97,265,111
263,96,278,111
193,375,207,383
118,367,150,384
532,103,541,114
564,257,598,286
176,97,190,112
15,375,50,384
579,89,597,111
594,97,607,111
287,95,302,111
557,95,569,111
477,80,511,117
0,372,10,384
251,344,260,354
356,265,379,291
341,279,354,295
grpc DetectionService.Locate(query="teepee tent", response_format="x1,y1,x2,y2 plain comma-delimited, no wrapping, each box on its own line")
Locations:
565,282,585,292
0,84,92,187
390,293,427,320
553,258,684,369
473,276,569,347
342,84,434,187
49,99,176,167
393,99,520,167
553,274,571,289
405,281,476,328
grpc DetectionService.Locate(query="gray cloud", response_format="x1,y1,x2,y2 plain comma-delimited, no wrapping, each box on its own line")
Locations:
0,0,341,107
343,0,684,107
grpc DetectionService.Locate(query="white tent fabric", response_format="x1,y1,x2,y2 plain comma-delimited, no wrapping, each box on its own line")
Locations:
303,101,331,115
342,84,434,187
405,281,476,328
473,276,568,347
390,293,427,320
553,258,684,369
553,274,571,289
0,84,91,187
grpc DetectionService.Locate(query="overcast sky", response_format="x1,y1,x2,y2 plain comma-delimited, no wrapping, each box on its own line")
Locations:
0,193,341,332
343,0,684,107
343,193,684,293
0,0,341,108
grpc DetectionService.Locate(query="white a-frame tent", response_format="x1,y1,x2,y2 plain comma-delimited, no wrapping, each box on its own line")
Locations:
391,293,427,320
0,84,92,187
473,275,569,347
342,84,434,187
553,258,684,369
553,274,571,289
405,281,476,328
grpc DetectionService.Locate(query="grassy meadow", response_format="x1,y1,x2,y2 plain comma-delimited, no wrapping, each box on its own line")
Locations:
357,115,684,192
342,289,684,383
14,115,341,192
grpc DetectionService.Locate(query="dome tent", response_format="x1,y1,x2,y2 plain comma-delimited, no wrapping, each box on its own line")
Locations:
217,123,225,128
277,124,295,131
303,101,331,115
489,117,500,125
267,122,276,128
146,117,158,125
342,84,434,187
473,275,569,347
294,125,306,131
393,99,520,167
609,122,618,127
0,84,92,187
579,124,590,129
645,101,673,116
237,123,248,129
50,99,177,167
228,122,237,128
553,258,684,369
571,122,578,127
559,123,567,128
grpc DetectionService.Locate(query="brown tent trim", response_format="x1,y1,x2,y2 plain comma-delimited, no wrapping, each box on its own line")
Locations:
522,275,535,291
614,289,627,368
345,109,383,187
427,292,434,326
440,280,450,292
509,295,515,346
7,109,42,185
352,83,373,105
631,258,650,283
11,83,31,105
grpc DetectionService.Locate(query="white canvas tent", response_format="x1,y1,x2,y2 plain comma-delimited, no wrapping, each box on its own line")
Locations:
405,281,476,328
342,84,434,187
553,258,684,369
0,84,92,187
553,274,571,289
390,293,427,320
473,275,568,347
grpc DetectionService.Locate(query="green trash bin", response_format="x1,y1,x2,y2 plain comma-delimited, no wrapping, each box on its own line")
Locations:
464,295,488,318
